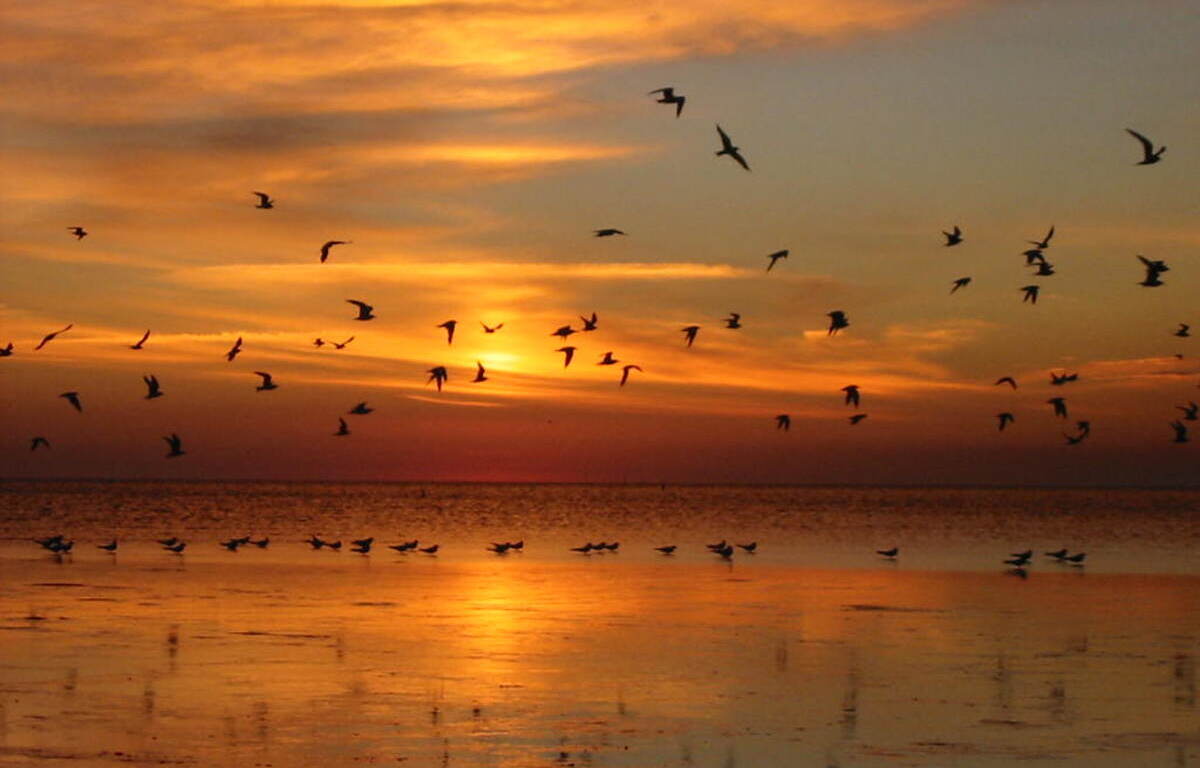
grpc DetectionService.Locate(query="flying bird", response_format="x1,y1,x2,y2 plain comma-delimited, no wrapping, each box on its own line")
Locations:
994,376,1018,389
347,300,375,321
1175,324,1190,338
143,375,163,399
842,385,860,407
594,229,625,237
163,433,185,458
1020,285,1040,304
724,313,742,329
97,540,118,552
1045,548,1068,560
1075,420,1091,438
715,124,750,171
876,547,898,559
619,365,642,387
551,325,576,339
1028,225,1055,250
766,250,788,271
313,337,325,348
437,320,457,344
580,313,598,332
681,325,700,347
597,351,619,366
1047,397,1068,419
34,324,73,351
1137,255,1168,287
59,391,82,412
67,226,87,240
348,402,373,415
1126,128,1165,165
997,412,1015,431
331,336,354,350
419,544,439,554
472,361,488,383
1064,432,1086,446
427,366,448,391
334,417,350,436
253,371,278,391
319,240,348,263
775,414,791,431
655,545,677,555
942,226,963,246
1032,261,1055,277
1177,402,1199,421
1023,249,1047,265
737,542,757,553
950,277,972,294
1050,372,1078,386
827,311,849,335
30,437,50,451
555,346,576,367
225,337,243,362
252,191,274,209
0,342,11,356
848,413,868,425
481,322,504,334
648,87,685,117
130,329,151,350
1170,420,1189,443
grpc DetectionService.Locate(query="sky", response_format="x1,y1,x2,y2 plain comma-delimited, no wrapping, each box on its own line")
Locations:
2,0,1199,484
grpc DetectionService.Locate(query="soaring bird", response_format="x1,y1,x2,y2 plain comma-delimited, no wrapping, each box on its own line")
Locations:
1170,420,1189,443
724,313,742,329
715,124,750,171
331,337,355,350
348,402,373,415
1028,226,1055,250
319,240,348,263
950,277,972,294
163,433,185,458
551,325,576,339
1126,128,1165,165
597,351,619,366
143,374,163,399
681,325,700,347
1178,402,1199,421
481,321,504,334
1050,372,1078,386
60,391,82,412
775,414,791,431
842,385,860,407
427,366,448,391
619,365,642,387
253,371,278,391
67,226,88,240
555,346,576,367
594,228,625,237
1020,285,1040,304
580,312,598,331
30,437,50,451
648,87,685,117
848,413,868,425
252,191,274,209
0,342,11,356
994,376,1018,389
827,311,849,335
766,250,788,271
1176,324,1191,338
472,361,488,383
334,417,350,436
1047,397,1068,419
437,320,457,344
225,337,243,362
34,324,73,351
943,226,963,246
130,329,151,350
347,299,375,320
997,412,1015,431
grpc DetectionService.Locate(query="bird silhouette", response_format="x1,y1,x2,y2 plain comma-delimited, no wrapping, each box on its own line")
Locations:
306,535,327,550
67,226,87,240
655,545,677,555
427,366,449,391
1064,432,1086,445
943,225,963,246
648,87,685,117
950,277,972,293
570,543,593,553
842,385,860,407
775,414,791,431
0,342,11,356
252,538,269,548
34,324,73,351
556,346,576,367
130,329,150,350
254,371,278,391
1028,225,1055,250
737,542,757,553
1032,261,1055,277
1020,285,1040,304
313,337,325,348
143,374,163,399
827,311,849,335
1137,255,1168,287
597,351,619,366
59,391,82,412
165,541,186,554
1126,128,1165,165
252,191,274,209
348,401,373,415
714,544,734,559
331,336,354,350
1177,402,1198,421
715,124,750,171
225,337,243,362
163,433,185,458
580,313,598,331
1170,420,1189,443
437,320,457,344
681,325,700,347
319,240,348,263
1045,548,1068,560
619,365,642,387
30,437,50,451
876,547,898,558
848,413,868,425
766,250,788,271
594,228,625,237
994,376,1018,389
419,544,439,554
1049,372,1078,386
997,412,1015,431
472,361,488,383
1047,397,1068,419
1023,248,1047,265
724,313,742,329
481,321,504,334
347,299,375,320
351,541,372,555
1076,420,1091,438
551,325,576,339
334,417,350,436
706,540,727,551
1003,556,1030,568
97,540,118,552
1062,552,1086,564
1175,324,1190,338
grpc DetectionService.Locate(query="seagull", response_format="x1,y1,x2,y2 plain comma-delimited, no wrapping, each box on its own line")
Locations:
1021,285,1040,304
1126,128,1165,165
59,391,82,412
1170,420,1189,443
334,417,350,436
580,313,598,332
544,346,575,370
388,541,418,553
876,547,898,558
706,540,727,551
594,228,625,237
481,322,504,334
994,376,1018,389
35,535,65,550
619,365,642,387
842,385,860,407
472,361,488,383
488,542,511,554
347,300,375,321
551,325,576,339
997,412,1015,431
724,313,742,329
34,324,73,351
1177,402,1198,421
348,401,373,415
67,226,87,240
427,366,448,391
775,414,790,431
1028,225,1055,250
437,320,457,344
848,413,868,425
319,240,349,263
1050,372,1078,386
163,433,185,458
715,124,750,171
157,537,180,547
1047,397,1068,419
225,337,243,362
654,545,677,555
130,329,151,350
143,375,163,399
0,342,12,356
97,540,118,552
1175,324,1190,338
253,371,278,391
950,277,972,293
221,538,243,552
1003,556,1030,567
681,325,700,347
331,336,354,350
597,351,619,366
252,191,274,209
350,540,372,555
648,87,685,117
827,311,849,335
766,250,788,271
327,540,343,551
30,437,50,451
943,226,963,246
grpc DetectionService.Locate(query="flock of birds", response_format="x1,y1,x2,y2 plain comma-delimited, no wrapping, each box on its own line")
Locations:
6,95,1194,463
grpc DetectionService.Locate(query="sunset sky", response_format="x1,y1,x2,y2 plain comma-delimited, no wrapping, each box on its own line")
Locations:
3,0,1199,484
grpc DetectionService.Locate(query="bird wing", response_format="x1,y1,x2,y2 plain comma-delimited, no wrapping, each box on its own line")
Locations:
1126,128,1154,156
137,329,150,345
716,124,733,150
731,150,751,171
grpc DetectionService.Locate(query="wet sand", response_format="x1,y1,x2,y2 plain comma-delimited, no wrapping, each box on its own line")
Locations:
2,550,1198,767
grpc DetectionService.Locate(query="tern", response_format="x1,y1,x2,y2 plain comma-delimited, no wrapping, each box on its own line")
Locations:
655,545,677,555
225,337,243,362
1126,128,1165,165
848,413,868,425
1177,402,1198,421
581,313,598,332
950,277,972,293
419,544,439,554
481,322,504,334
0,342,11,356
67,226,88,240
995,376,1018,389
253,371,278,391
1047,397,1068,419
597,351,619,366
427,366,448,391
97,540,118,552
1021,285,1040,304
648,87,685,117
827,311,849,335
319,240,349,263
775,414,791,431
331,337,354,350
34,324,73,351
766,250,788,271
472,361,488,383
130,329,150,350
437,320,457,344
348,402,373,415
715,124,750,171
30,436,50,451
555,346,576,367
842,385,860,407
1175,324,1190,338
60,391,83,412
724,313,742,329
876,547,898,558
551,325,576,339
347,300,375,321
1050,372,1078,386
1028,226,1055,250
1170,420,1189,443
163,433,185,457
143,374,163,399
252,191,274,209
681,325,700,347
334,417,350,436
619,365,642,387
737,542,757,553
997,412,1015,431
594,228,625,237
